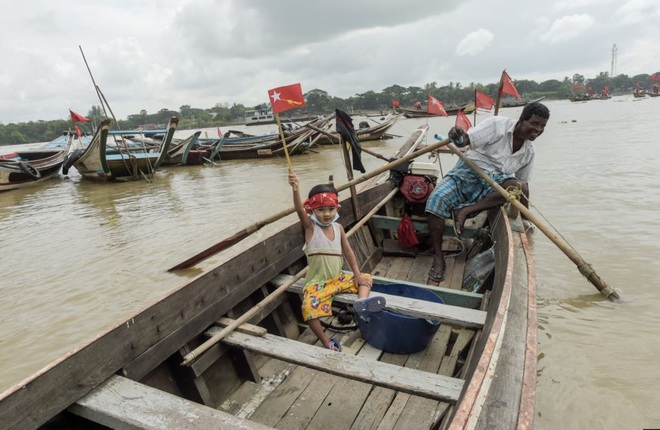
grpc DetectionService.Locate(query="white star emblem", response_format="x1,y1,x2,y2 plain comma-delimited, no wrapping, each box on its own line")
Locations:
270,91,281,102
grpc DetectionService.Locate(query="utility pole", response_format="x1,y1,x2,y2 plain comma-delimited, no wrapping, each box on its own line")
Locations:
611,44,618,77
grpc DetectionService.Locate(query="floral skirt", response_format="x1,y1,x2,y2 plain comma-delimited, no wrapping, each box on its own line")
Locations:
301,272,373,321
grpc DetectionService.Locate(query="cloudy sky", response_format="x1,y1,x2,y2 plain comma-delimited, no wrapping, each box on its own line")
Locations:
1,0,658,124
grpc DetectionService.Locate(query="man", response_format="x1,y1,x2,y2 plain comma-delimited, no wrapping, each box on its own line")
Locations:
425,101,550,285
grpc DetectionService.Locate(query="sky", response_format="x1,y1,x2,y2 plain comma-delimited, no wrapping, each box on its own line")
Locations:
1,0,658,124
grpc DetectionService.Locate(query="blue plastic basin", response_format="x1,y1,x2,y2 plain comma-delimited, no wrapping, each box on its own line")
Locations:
357,283,444,354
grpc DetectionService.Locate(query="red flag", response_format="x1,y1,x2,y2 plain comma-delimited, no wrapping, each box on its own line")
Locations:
475,90,494,110
268,83,305,114
455,109,472,131
652,75,659,82
74,126,82,137
501,71,521,99
427,95,447,116
69,109,90,123
217,127,223,137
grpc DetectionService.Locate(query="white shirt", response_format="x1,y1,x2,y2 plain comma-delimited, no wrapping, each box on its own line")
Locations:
465,116,534,182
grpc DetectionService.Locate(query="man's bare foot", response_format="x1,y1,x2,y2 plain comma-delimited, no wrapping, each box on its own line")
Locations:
452,208,468,237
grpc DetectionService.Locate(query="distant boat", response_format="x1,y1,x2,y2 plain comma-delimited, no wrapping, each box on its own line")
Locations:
0,142,69,192
67,117,178,181
313,114,401,145
215,117,330,160
244,107,318,126
501,96,547,107
633,89,647,98
397,103,475,118
244,107,276,126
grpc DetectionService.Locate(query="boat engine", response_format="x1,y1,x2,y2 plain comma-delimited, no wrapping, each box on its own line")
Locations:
394,160,440,216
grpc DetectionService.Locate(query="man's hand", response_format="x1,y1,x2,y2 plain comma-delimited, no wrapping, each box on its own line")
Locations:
448,126,468,147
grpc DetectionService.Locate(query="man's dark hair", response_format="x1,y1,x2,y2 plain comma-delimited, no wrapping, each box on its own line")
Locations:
308,183,338,198
520,102,550,120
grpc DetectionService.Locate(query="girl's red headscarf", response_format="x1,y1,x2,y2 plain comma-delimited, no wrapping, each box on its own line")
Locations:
303,192,339,214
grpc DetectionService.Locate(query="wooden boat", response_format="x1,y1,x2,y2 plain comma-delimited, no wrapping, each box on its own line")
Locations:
0,123,537,429
132,131,219,166
0,144,69,192
502,96,547,107
69,117,178,181
214,117,330,161
397,103,475,118
568,94,591,102
313,114,401,145
633,89,647,98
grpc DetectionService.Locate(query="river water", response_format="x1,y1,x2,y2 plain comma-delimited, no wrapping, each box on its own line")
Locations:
1,97,658,429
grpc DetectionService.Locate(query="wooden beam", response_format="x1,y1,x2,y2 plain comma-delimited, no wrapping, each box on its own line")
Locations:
69,375,273,429
370,215,489,239
206,328,464,403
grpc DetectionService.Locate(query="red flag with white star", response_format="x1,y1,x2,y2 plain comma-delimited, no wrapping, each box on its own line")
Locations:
427,95,447,116
455,109,472,131
268,83,305,114
501,71,521,100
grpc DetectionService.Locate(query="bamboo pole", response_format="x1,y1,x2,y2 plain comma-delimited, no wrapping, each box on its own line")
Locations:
180,187,400,366
445,142,621,300
274,112,293,174
167,135,450,271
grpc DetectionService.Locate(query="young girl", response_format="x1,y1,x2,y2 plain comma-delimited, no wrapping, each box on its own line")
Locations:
289,172,385,352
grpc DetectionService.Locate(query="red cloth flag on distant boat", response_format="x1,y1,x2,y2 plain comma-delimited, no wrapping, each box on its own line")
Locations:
427,95,447,116
74,126,82,137
652,75,659,82
475,90,494,110
268,83,305,114
455,109,472,131
69,109,90,123
501,71,521,99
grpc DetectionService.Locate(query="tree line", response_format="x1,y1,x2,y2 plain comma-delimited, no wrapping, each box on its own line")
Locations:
1,70,657,145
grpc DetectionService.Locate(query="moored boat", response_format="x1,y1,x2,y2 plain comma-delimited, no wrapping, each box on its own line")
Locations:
502,95,547,107
312,114,401,145
398,103,475,118
68,117,178,181
0,125,537,429
0,147,68,192
0,131,83,192
214,117,330,160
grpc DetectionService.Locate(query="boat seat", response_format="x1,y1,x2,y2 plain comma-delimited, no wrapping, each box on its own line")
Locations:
203,321,464,403
271,274,486,328
70,375,273,429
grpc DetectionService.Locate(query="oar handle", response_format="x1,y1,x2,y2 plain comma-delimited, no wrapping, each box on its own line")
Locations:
442,139,620,300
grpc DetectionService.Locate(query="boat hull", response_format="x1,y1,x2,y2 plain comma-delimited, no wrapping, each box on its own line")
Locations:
0,149,68,192
0,126,536,429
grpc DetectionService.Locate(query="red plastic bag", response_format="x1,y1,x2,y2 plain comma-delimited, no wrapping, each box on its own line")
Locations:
397,213,419,247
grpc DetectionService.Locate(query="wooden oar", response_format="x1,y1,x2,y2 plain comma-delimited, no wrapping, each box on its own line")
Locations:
167,136,451,271
445,142,621,300
180,187,400,366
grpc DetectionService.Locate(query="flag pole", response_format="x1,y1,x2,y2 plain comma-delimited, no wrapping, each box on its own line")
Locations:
275,112,293,174
494,70,505,116
473,89,478,125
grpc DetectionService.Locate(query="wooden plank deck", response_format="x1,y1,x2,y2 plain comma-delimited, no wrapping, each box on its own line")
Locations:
70,236,484,430
218,250,480,429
